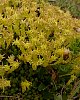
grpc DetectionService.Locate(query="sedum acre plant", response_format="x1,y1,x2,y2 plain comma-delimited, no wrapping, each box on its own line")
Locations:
0,0,80,98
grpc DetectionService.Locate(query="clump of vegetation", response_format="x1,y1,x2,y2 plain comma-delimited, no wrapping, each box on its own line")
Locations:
0,0,80,99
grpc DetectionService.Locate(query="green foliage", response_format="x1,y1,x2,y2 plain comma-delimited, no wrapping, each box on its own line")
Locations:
0,0,80,99
48,0,80,18
69,36,80,54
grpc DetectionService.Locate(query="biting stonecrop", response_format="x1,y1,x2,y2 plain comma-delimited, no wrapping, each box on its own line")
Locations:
0,0,80,93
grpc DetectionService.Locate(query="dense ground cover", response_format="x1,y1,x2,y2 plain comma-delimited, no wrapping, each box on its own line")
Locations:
0,0,80,100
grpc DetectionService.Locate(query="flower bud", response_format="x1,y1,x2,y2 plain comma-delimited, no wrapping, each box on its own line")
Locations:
63,49,70,60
